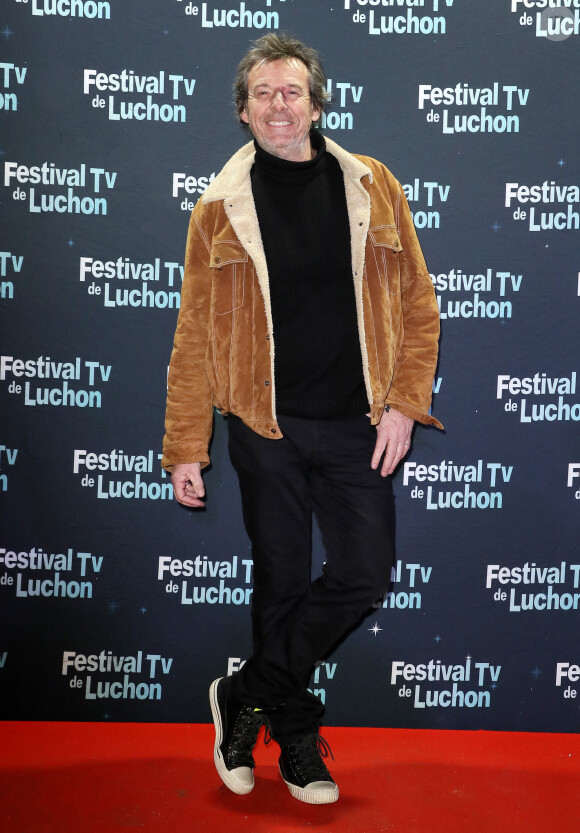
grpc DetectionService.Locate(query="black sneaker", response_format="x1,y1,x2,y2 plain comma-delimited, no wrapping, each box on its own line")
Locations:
279,734,339,804
209,676,265,795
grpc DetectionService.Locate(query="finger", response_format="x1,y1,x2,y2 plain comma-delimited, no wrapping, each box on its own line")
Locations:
181,496,205,508
174,478,205,506
382,439,412,476
381,442,405,477
190,475,205,498
172,480,188,502
380,445,397,477
175,489,205,508
371,436,387,470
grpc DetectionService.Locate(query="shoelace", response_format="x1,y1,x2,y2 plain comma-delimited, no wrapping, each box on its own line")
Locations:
257,711,274,747
250,706,275,746
230,707,273,754
286,734,334,781
229,707,264,754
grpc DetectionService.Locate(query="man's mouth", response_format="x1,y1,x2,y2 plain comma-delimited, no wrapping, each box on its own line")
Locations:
266,120,293,126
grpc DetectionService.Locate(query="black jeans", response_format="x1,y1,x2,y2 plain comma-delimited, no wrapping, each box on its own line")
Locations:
227,413,395,744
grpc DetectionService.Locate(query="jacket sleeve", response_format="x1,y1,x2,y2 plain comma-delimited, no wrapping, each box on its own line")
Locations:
385,180,443,429
161,202,215,470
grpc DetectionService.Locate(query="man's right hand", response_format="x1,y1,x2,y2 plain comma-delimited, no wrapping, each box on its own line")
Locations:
171,462,206,508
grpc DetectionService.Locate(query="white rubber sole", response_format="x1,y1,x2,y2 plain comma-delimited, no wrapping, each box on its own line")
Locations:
280,770,339,805
209,678,255,795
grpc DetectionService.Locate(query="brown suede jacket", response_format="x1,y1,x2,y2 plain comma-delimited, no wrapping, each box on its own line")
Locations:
162,136,442,470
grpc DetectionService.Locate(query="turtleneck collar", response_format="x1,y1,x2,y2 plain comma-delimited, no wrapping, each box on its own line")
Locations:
253,130,326,176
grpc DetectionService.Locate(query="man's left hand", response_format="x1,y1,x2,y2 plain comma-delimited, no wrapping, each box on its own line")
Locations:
371,407,414,477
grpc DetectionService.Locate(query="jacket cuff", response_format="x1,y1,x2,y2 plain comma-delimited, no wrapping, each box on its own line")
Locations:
374,398,444,430
161,444,211,472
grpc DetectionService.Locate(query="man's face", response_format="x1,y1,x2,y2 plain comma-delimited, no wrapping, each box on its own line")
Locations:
241,58,321,163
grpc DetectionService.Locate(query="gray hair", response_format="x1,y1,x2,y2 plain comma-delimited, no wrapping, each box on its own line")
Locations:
234,33,329,122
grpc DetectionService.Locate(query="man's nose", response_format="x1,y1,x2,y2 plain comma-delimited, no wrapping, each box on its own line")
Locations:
270,89,288,109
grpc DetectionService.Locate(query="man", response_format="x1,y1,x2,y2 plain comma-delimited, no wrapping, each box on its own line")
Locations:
162,34,442,805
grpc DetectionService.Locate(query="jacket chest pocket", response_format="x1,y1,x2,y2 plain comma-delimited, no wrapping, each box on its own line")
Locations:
210,240,247,315
368,226,403,295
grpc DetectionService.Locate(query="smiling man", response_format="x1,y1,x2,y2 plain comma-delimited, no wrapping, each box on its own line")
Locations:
240,57,320,161
162,34,442,805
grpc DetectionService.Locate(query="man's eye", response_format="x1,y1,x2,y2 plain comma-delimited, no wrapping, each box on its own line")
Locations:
257,91,270,97
286,90,300,98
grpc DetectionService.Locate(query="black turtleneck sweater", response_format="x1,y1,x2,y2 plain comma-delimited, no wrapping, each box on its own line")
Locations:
250,133,368,420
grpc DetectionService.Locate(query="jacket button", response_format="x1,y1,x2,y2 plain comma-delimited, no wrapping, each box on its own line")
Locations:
214,256,221,263
264,380,270,386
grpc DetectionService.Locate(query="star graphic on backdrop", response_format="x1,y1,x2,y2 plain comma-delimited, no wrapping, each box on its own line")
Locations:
2,26,14,39
557,158,565,167
67,239,75,247
108,601,119,613
491,222,501,232
369,622,382,637
140,606,148,615
103,713,110,720
434,635,441,644
490,683,498,691
531,666,543,679
466,654,471,661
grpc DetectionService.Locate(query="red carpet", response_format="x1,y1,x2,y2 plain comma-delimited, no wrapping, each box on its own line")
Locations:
1,722,579,832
